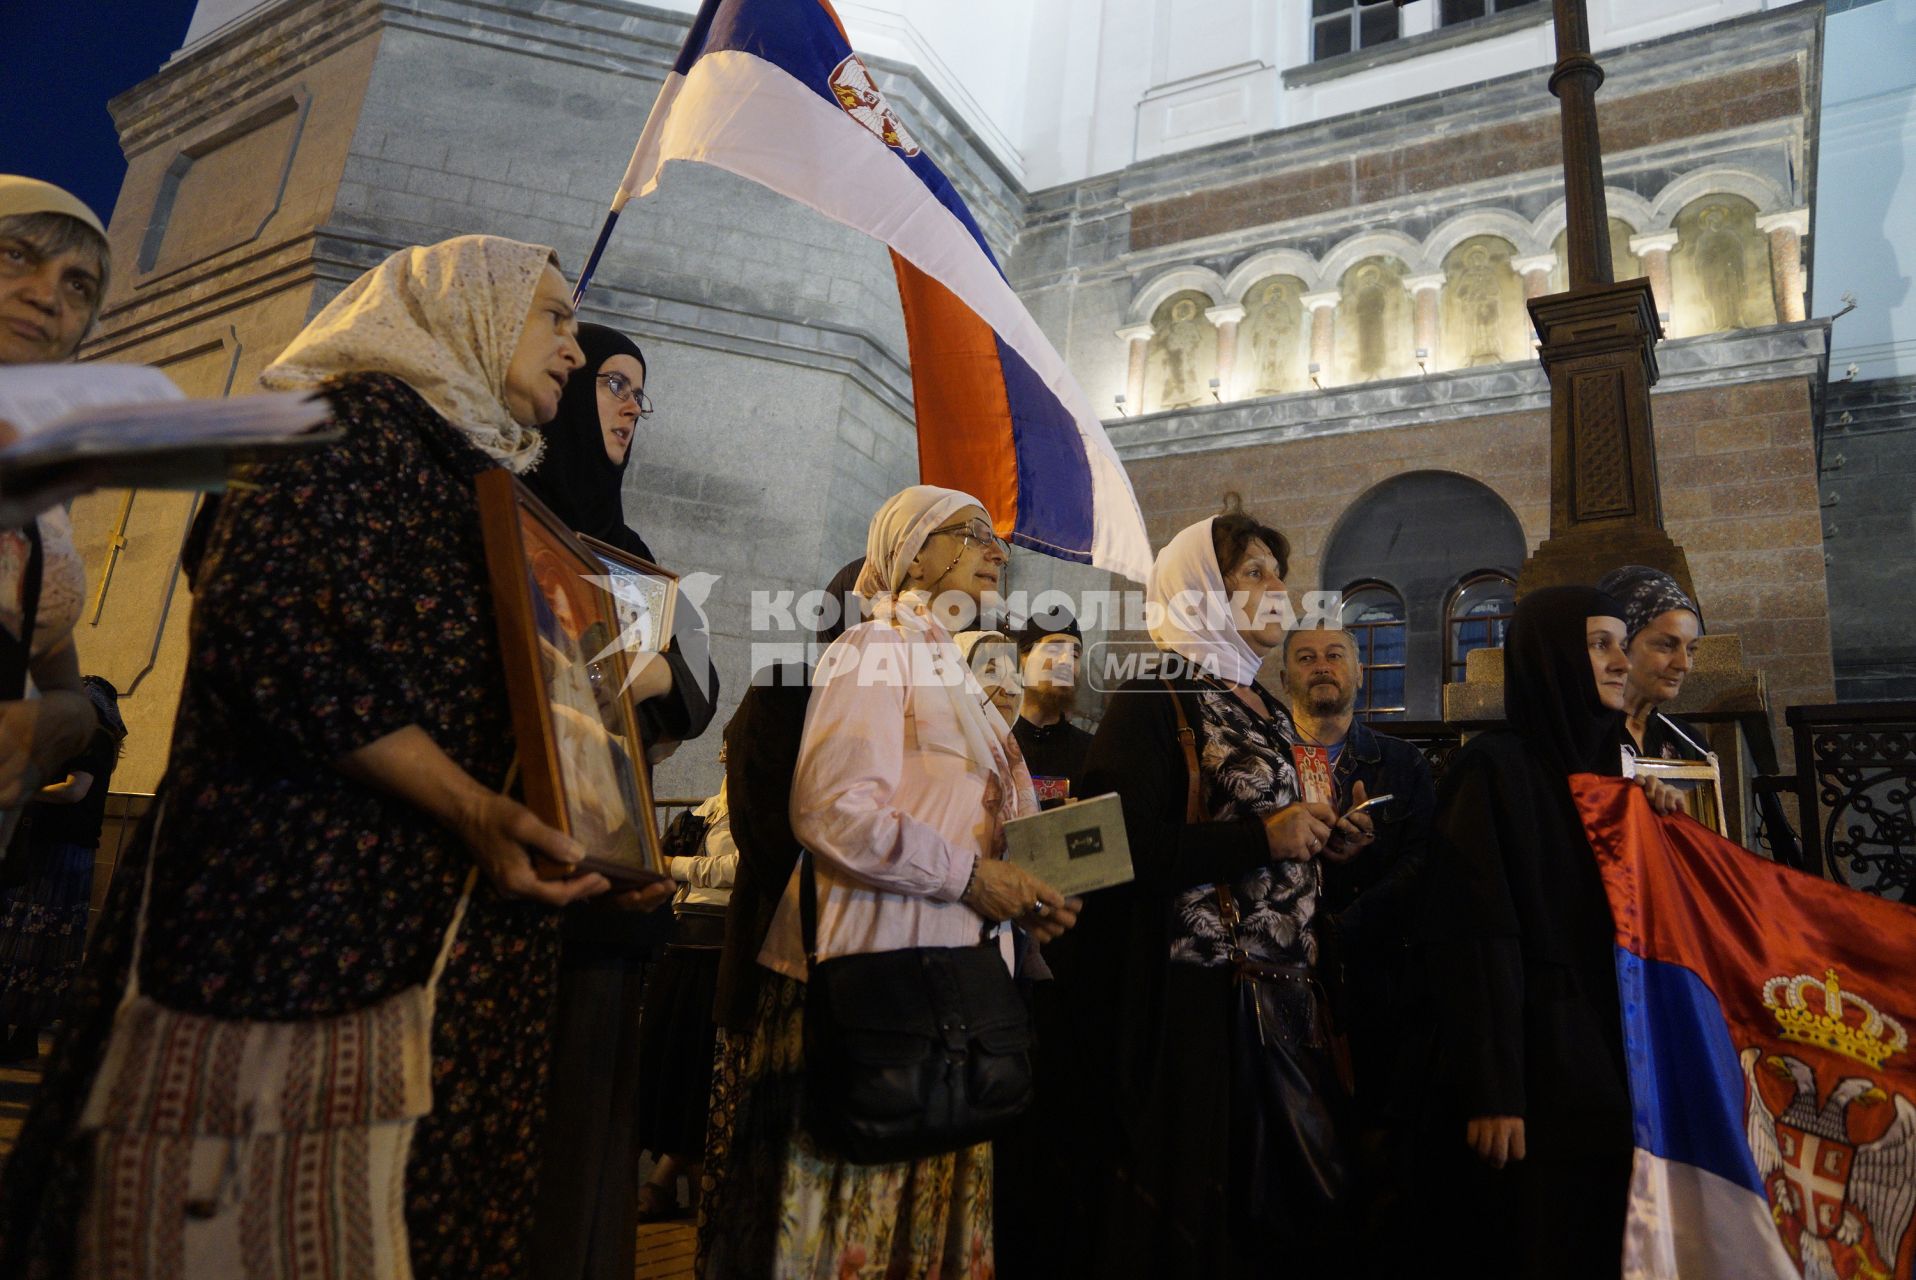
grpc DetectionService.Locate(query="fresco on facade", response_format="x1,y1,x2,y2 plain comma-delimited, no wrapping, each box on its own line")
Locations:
1670,195,1776,338
1144,289,1218,411
1241,275,1308,395
1334,257,1414,385
1439,236,1528,368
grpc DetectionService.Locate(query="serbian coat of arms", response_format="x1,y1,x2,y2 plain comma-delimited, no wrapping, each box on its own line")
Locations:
828,54,920,157
1743,969,1916,1279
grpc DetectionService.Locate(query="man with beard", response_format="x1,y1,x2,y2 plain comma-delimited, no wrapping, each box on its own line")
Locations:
1010,606,1093,809
1278,626,1437,1235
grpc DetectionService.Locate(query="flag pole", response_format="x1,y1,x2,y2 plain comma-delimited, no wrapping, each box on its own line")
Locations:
571,189,634,308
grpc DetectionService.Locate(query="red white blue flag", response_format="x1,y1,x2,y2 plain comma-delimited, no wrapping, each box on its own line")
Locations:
1574,776,1916,1279
602,0,1152,581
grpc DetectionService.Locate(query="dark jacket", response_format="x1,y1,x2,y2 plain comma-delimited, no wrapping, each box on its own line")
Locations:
712,666,814,1032
1317,722,1437,1115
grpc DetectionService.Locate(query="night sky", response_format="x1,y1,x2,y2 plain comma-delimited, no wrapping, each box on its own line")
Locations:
2,0,200,223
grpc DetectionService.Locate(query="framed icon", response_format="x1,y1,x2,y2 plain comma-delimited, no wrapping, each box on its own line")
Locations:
476,469,665,885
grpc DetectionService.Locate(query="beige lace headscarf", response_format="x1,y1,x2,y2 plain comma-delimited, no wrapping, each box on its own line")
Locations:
261,235,560,472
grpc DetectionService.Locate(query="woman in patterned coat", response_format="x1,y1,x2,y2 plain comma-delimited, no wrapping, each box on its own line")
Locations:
1074,509,1375,1279
0,235,670,1279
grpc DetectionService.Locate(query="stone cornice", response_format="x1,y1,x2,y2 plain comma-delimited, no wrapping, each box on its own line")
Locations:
1103,321,1831,463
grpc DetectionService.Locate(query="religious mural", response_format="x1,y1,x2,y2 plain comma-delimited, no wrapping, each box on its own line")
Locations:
1240,276,1309,395
1438,236,1528,369
1144,289,1218,411
1123,179,1794,406
1333,257,1414,385
1670,194,1777,338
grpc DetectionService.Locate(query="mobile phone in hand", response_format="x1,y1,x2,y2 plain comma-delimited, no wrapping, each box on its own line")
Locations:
1341,793,1394,820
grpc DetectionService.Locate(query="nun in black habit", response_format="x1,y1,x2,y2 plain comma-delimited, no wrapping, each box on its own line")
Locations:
524,323,721,1280
1397,586,1681,1280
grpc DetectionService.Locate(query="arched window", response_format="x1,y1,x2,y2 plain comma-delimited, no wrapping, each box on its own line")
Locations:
1446,571,1517,683
1341,581,1407,721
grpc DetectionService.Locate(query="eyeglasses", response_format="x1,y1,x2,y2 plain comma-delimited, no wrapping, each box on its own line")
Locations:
928,518,1010,559
597,372,653,418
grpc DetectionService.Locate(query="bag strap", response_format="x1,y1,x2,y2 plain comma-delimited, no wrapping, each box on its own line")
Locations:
799,847,819,971
1163,680,1203,827
1164,681,1247,950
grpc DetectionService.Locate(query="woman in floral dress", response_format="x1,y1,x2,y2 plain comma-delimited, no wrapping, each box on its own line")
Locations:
0,235,669,1279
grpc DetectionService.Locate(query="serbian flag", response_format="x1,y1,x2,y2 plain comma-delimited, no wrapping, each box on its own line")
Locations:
587,0,1151,581
1574,776,1916,1280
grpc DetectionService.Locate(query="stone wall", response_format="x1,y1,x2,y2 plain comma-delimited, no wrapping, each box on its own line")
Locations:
1822,374,1916,701
76,0,1025,799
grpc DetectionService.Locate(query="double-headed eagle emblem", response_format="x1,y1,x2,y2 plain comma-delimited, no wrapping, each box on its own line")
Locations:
828,54,921,157
1743,969,1916,1278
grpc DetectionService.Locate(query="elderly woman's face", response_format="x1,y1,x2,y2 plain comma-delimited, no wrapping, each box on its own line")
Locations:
906,503,1007,610
504,265,585,427
1223,537,1287,654
1625,608,1701,707
596,353,643,464
0,228,101,364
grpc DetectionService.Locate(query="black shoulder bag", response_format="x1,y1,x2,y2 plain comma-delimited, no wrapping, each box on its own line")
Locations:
798,849,1035,1164
1166,683,1351,1233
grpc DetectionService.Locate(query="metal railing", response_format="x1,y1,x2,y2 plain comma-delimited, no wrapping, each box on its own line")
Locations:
1762,702,1916,901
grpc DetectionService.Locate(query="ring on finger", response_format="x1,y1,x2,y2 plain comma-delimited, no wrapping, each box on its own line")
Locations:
1031,900,1049,916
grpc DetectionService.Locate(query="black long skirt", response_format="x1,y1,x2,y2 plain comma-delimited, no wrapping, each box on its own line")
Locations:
634,919,724,1159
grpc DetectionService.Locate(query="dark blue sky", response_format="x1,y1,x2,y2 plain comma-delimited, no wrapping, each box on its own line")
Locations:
2,0,199,223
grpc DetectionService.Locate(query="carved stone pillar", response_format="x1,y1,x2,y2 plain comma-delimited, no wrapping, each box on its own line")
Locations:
1405,273,1445,367
1755,207,1810,323
1117,322,1154,413
1520,280,1692,594
1513,253,1558,300
1627,231,1680,321
1301,290,1340,384
1205,304,1245,400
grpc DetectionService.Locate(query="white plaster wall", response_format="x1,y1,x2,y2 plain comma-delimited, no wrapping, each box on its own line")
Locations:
1810,0,1916,380
1024,0,1820,186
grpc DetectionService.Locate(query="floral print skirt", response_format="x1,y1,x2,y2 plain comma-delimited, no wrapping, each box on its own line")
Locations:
0,839,93,1028
697,973,994,1280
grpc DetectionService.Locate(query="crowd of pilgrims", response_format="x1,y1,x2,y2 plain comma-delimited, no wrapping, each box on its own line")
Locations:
0,185,1723,1279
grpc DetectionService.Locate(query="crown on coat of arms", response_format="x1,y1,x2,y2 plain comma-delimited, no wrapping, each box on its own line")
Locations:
1762,968,1908,1070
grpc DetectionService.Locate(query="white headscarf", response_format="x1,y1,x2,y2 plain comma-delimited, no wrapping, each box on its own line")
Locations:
1147,516,1267,687
0,175,106,237
261,235,558,473
956,629,1021,729
855,485,1021,798
854,484,979,599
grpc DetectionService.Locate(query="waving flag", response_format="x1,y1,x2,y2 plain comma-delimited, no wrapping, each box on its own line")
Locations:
580,0,1151,581
1574,776,1916,1280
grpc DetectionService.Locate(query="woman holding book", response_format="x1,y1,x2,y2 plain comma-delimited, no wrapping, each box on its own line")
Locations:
700,484,1077,1279
0,234,672,1279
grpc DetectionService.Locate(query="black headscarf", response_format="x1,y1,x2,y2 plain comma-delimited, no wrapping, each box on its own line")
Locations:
817,557,867,648
1504,585,1629,778
523,323,653,561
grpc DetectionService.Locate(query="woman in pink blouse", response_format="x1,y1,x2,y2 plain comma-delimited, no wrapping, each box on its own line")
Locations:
700,484,1079,1280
